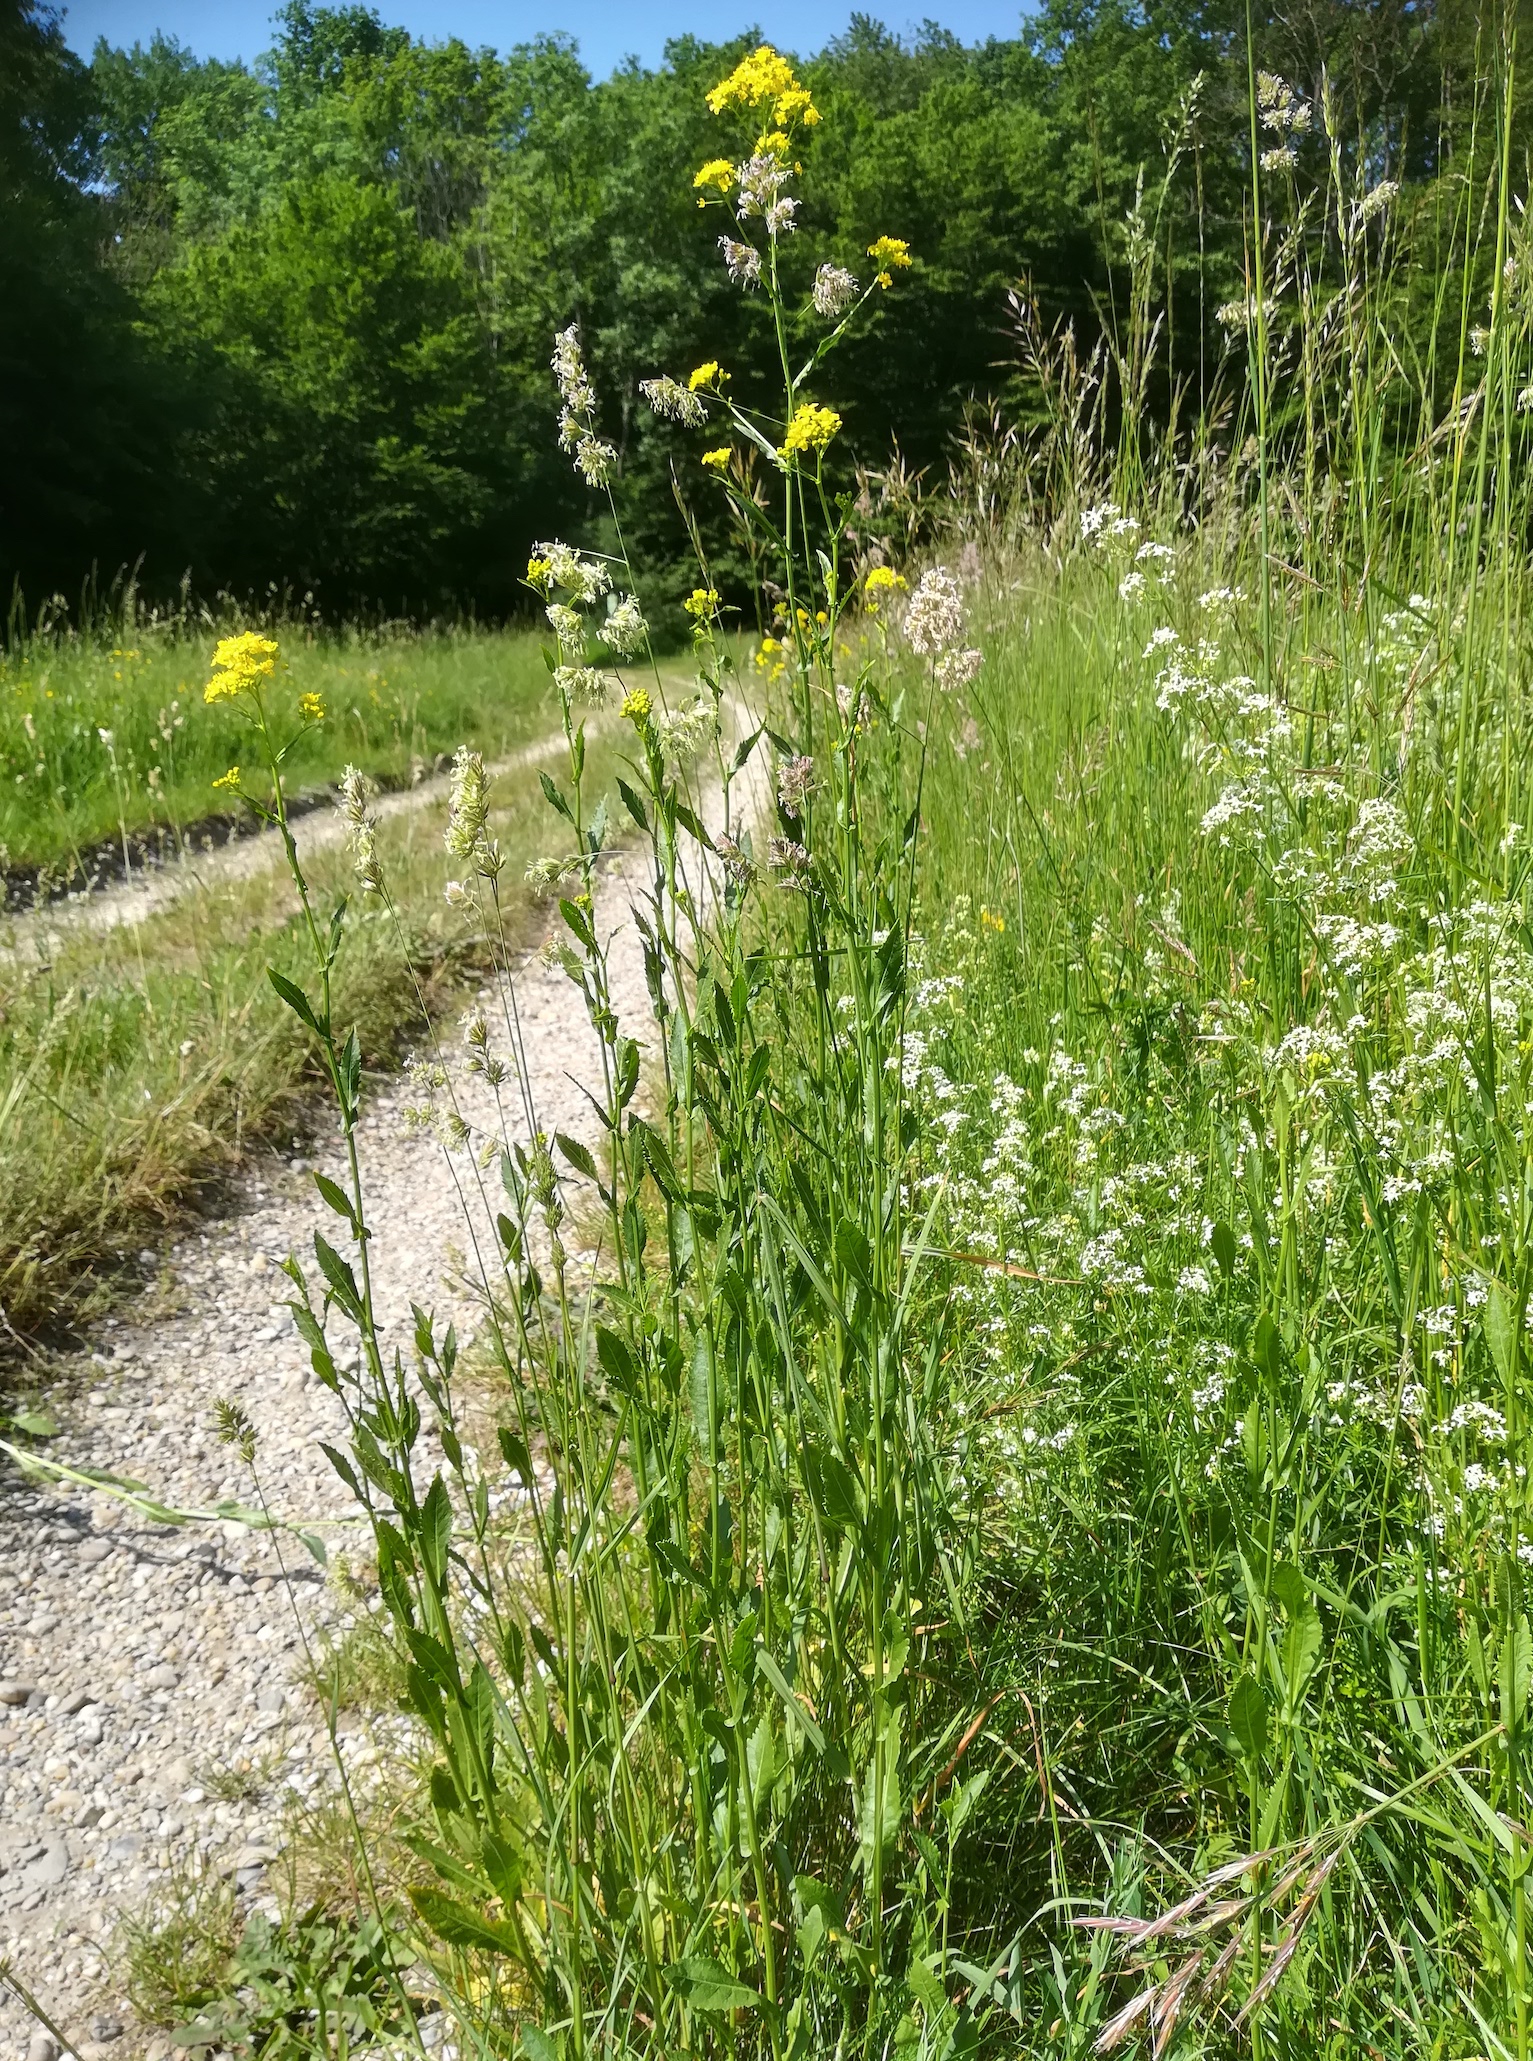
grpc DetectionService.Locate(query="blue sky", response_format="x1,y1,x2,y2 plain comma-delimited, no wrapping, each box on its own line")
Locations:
59,0,1034,77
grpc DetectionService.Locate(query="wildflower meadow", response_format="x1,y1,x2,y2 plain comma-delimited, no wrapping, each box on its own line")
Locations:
7,5,1533,2061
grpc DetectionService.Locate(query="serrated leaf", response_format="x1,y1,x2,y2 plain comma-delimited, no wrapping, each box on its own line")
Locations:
539,770,574,823
407,1885,519,1955
1268,1562,1306,1616
312,1172,358,1227
554,1131,598,1181
1229,1672,1268,1761
267,968,320,1032
906,1956,948,2015
664,1957,760,2012
1281,1603,1323,1698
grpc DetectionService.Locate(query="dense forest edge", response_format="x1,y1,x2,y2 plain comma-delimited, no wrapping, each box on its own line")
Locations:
0,0,1492,625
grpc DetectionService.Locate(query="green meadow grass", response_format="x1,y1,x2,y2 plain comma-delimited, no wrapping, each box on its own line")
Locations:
0,701,625,1339
0,624,554,878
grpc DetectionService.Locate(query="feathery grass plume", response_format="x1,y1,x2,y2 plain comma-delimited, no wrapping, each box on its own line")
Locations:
639,375,706,426
813,262,859,316
551,324,617,486
335,763,382,895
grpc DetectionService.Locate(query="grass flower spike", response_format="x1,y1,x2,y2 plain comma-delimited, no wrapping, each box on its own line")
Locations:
204,632,278,704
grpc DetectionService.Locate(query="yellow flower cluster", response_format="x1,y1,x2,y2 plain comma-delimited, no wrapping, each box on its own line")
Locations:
864,567,907,613
780,403,842,460
693,159,734,198
205,632,278,704
620,686,652,723
299,692,325,721
701,446,733,472
212,766,241,792
754,635,786,681
689,361,724,391
980,905,1006,934
684,587,720,619
526,554,553,592
868,235,913,288
706,45,820,130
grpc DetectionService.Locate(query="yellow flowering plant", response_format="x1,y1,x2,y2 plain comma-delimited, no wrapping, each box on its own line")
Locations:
285,44,949,2061
204,631,278,705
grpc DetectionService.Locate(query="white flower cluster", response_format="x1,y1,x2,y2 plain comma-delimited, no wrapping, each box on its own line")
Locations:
720,238,762,288
737,152,798,236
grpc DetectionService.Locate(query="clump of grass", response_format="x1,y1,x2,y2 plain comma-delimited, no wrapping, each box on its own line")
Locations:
118,1852,243,2027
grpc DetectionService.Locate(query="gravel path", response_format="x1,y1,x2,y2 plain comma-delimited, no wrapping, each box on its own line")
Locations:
0,713,766,2059
4,725,603,956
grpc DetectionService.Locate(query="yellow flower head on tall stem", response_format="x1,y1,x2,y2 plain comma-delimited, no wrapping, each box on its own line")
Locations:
706,45,820,131
701,446,733,472
299,692,325,722
780,403,842,461
212,766,241,792
867,236,913,288
205,632,278,705
864,566,907,614
689,361,725,392
693,159,735,201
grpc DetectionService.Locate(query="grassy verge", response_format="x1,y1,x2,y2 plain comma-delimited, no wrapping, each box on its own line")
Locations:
0,712,625,1343
0,624,553,880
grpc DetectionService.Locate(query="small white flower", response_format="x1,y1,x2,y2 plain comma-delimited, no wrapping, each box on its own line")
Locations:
600,595,647,657
936,647,983,691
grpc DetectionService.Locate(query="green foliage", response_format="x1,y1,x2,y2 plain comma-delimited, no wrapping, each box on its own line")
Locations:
6,0,1483,618
124,1877,422,2058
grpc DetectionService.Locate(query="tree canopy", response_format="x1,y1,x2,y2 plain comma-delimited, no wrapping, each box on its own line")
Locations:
0,0,1488,619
